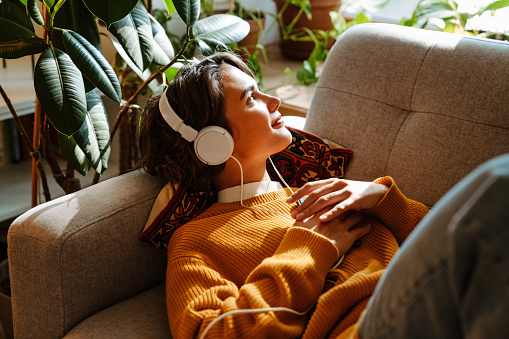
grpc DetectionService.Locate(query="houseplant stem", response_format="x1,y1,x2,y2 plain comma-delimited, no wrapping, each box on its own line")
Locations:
92,38,192,184
31,3,49,206
0,85,51,202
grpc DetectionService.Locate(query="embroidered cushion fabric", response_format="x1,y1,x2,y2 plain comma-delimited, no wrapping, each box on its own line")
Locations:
140,127,352,254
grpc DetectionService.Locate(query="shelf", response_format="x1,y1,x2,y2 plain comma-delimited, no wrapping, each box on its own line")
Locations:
0,56,37,121
0,158,119,223
261,45,316,112
0,54,123,223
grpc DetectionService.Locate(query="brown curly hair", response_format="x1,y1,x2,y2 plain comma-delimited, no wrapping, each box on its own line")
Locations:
137,52,254,188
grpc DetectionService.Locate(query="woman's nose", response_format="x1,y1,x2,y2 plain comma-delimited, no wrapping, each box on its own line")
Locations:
266,94,281,113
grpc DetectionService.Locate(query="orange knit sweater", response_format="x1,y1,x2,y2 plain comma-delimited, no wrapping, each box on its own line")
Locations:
166,177,429,339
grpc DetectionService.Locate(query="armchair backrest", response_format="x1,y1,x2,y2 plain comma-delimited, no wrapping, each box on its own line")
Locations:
305,23,509,206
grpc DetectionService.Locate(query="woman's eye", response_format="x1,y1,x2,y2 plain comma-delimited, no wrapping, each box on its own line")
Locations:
246,93,255,105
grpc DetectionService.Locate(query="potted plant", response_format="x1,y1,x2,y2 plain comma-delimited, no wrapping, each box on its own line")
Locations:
400,0,509,40
229,1,266,55
282,3,378,86
0,0,250,200
274,0,341,60
227,1,268,87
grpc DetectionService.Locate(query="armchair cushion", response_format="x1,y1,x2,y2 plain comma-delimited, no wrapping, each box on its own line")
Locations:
63,284,170,338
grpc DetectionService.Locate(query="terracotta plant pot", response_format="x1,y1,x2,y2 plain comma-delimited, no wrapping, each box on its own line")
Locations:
275,0,341,60
238,16,266,56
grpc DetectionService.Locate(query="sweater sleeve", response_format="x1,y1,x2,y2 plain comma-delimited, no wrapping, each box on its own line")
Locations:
166,227,339,339
366,177,429,245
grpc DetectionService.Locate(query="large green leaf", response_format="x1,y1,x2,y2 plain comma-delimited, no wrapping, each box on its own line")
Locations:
63,30,121,103
51,0,102,93
163,62,183,82
58,91,111,175
27,0,45,26
81,91,111,173
34,48,87,136
193,14,249,55
105,34,159,92
173,0,200,26
149,14,174,66
481,0,509,13
7,0,26,11
42,0,54,10
109,1,154,71
82,0,137,28
52,0,102,52
162,0,176,16
0,0,36,42
0,37,47,58
58,132,91,176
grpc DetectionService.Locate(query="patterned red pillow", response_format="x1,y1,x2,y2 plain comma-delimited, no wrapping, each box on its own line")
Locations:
140,127,352,254
268,127,352,187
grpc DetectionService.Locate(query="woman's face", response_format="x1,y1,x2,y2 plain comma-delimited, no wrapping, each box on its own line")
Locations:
221,64,292,162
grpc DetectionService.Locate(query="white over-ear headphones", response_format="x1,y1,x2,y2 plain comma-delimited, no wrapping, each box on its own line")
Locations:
159,88,234,165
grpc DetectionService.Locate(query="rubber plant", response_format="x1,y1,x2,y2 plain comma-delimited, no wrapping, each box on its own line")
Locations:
0,0,249,205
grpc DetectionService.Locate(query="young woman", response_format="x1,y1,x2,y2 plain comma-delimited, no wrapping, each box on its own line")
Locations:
138,52,506,339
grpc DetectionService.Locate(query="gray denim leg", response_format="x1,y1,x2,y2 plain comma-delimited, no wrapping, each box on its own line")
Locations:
359,154,509,339
447,176,509,339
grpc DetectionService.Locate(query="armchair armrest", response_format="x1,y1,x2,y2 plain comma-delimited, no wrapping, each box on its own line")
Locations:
7,170,167,338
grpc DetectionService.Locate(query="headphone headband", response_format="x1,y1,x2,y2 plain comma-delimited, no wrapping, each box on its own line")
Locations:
159,88,198,142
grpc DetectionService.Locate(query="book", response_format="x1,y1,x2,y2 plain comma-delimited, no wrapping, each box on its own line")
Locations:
8,119,21,164
2,120,11,165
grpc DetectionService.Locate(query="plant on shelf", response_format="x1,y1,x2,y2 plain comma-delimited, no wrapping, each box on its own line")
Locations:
400,0,509,40
282,0,387,86
228,1,268,87
0,0,249,205
201,0,215,16
274,0,340,61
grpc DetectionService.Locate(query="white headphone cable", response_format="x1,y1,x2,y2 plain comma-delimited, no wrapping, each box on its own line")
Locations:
230,155,345,268
230,155,294,221
268,156,292,192
197,158,310,339
196,156,345,338
199,306,310,339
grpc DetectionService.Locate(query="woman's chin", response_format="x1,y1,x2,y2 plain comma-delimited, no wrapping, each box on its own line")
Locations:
272,128,293,154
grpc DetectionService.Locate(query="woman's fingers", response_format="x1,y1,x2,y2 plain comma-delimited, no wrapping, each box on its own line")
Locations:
293,209,371,254
286,178,338,203
318,197,355,222
292,190,345,220
340,213,371,243
339,211,365,229
288,179,390,222
349,223,372,240
290,180,349,220
318,213,370,254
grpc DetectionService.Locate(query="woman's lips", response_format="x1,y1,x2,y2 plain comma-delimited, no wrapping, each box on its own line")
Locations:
272,115,284,127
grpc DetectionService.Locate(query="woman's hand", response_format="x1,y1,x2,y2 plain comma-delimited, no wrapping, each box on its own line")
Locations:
293,207,371,255
287,178,388,223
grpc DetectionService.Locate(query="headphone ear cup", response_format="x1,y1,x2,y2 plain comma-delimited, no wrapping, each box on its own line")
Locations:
194,126,234,165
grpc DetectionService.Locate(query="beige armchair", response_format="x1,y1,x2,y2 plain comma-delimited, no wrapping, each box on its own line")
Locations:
8,23,509,338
